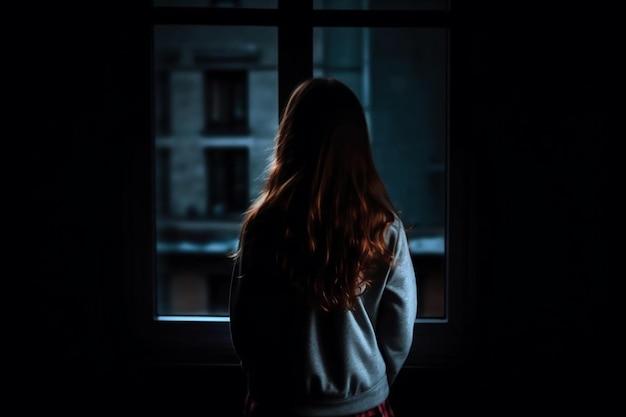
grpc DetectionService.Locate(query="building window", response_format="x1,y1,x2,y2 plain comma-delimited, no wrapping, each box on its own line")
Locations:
205,147,250,219
155,147,171,217
157,250,234,317
209,0,242,7
154,70,171,136
203,70,249,135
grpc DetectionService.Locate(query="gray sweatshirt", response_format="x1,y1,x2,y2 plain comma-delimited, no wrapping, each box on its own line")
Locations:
229,216,417,416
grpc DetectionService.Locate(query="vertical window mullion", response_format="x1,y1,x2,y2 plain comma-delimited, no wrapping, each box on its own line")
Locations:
278,0,313,116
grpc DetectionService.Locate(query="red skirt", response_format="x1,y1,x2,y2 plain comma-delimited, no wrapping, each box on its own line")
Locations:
243,393,395,417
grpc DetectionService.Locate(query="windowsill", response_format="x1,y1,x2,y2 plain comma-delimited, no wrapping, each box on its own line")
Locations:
156,236,444,255
157,240,239,255
155,315,445,323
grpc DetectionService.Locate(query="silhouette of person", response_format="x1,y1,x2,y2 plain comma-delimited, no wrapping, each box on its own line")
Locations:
229,77,417,417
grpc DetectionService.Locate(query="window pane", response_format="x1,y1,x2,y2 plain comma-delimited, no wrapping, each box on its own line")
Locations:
314,0,449,11
153,25,278,317
314,27,447,318
153,0,277,8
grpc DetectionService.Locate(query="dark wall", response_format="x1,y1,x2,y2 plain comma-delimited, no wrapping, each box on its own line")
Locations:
15,2,621,415
450,4,622,414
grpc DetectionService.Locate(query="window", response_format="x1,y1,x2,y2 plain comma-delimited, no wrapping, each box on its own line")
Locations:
136,0,471,366
313,25,447,318
152,24,277,322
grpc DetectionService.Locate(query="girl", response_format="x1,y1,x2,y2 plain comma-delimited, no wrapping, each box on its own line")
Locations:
229,78,417,417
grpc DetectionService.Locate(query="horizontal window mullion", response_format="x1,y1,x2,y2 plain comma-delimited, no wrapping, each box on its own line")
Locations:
312,9,451,28
152,7,451,28
152,7,280,26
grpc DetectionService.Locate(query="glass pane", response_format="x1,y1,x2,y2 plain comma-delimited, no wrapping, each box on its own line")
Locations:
153,25,278,318
314,27,447,318
153,0,277,8
314,0,449,11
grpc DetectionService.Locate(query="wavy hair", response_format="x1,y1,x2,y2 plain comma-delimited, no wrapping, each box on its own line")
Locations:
234,78,398,312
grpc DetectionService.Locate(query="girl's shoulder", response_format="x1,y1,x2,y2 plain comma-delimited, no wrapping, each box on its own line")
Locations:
386,215,404,235
384,215,409,252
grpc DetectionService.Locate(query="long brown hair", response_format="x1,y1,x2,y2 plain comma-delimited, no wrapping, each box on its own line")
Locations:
234,78,398,312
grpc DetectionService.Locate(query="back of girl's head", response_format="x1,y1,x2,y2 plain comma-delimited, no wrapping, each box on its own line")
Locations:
276,78,368,178
241,77,397,312
268,78,383,209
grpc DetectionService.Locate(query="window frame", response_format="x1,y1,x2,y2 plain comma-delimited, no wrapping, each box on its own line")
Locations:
129,0,473,368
